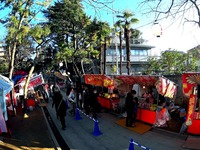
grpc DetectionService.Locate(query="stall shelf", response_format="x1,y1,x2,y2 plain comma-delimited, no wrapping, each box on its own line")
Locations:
97,96,120,110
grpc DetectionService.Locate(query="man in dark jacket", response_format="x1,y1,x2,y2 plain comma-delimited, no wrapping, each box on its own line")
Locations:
56,92,67,130
125,90,136,127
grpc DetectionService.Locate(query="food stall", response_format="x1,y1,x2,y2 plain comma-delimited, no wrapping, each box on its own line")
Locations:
84,74,177,125
182,72,200,135
113,75,177,125
83,74,120,110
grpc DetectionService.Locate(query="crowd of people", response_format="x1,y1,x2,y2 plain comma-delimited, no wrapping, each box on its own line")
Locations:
50,81,142,130
50,82,102,130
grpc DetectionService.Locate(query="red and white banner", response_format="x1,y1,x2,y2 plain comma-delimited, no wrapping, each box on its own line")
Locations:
16,74,44,89
156,77,177,99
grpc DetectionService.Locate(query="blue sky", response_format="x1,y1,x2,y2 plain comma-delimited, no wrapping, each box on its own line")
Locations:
1,0,199,53
83,0,200,54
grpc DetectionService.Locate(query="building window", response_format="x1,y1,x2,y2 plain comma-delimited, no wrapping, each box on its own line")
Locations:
107,48,150,56
130,49,148,56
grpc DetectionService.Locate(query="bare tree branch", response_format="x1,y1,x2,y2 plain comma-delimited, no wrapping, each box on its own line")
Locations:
140,0,200,27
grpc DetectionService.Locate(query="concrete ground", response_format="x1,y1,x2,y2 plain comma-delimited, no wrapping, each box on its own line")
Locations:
0,89,199,150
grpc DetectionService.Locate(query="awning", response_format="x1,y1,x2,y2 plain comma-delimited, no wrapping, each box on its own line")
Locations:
113,75,177,99
0,74,13,95
84,74,114,88
0,74,13,122
84,74,177,99
114,75,159,86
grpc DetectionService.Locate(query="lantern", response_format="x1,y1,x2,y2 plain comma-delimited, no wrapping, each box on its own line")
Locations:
152,21,162,37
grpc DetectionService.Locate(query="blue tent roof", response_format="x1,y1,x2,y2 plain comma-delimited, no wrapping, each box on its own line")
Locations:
0,74,13,121
0,74,13,95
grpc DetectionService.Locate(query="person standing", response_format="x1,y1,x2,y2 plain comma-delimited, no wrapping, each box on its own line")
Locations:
125,90,136,127
132,97,139,127
90,87,99,120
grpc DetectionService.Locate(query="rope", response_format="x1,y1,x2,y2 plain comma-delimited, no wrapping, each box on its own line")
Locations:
77,108,98,122
130,139,151,150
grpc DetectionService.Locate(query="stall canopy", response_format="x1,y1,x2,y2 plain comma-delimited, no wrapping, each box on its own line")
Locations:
0,74,13,122
84,74,177,99
114,75,177,99
84,74,114,88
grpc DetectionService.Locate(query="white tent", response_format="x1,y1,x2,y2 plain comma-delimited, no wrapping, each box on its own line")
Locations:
0,74,13,121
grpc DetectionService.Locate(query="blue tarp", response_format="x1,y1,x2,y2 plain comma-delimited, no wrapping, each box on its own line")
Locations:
0,74,13,121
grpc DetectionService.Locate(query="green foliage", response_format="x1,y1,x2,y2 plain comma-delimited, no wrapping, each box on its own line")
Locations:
29,25,51,44
146,49,199,75
43,0,111,69
130,28,141,39
111,65,117,74
0,60,9,74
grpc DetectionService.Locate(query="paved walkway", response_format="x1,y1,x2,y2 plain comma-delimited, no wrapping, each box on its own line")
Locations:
0,106,56,150
1,89,197,150
46,90,188,150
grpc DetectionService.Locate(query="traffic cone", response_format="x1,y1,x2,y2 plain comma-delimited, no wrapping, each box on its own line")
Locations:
92,120,102,136
75,108,82,120
128,138,134,150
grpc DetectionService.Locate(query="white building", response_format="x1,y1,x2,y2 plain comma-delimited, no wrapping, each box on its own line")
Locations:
104,37,155,75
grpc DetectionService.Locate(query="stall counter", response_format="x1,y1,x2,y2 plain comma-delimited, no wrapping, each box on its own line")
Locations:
97,96,120,110
187,120,200,135
136,108,156,124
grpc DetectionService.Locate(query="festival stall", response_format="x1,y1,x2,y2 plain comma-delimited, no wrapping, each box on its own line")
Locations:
84,74,177,126
0,74,13,133
83,74,119,110
182,72,200,135
14,74,45,108
113,75,177,125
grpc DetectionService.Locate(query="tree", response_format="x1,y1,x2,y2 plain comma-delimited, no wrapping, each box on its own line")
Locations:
146,49,199,75
1,0,51,117
43,0,92,75
93,20,111,74
114,21,123,75
146,56,162,75
116,10,139,75
141,0,200,27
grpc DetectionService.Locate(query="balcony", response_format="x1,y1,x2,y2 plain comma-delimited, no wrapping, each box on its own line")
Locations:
106,55,149,63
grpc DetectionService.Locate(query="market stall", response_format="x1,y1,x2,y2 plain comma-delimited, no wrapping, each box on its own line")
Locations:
14,73,45,108
182,72,200,135
83,74,120,110
0,74,13,133
112,75,177,125
84,74,177,125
